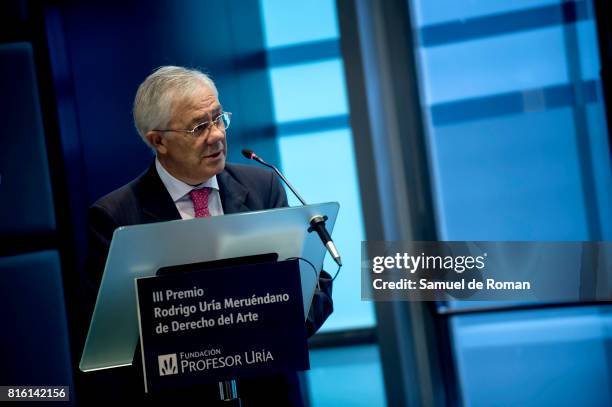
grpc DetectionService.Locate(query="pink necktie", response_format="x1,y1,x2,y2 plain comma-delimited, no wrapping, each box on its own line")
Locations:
189,188,211,218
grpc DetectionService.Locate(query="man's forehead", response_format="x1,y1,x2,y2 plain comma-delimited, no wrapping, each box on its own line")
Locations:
181,87,219,110
172,89,221,123
184,100,222,117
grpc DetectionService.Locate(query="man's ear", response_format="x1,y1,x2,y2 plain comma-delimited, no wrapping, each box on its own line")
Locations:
145,131,167,155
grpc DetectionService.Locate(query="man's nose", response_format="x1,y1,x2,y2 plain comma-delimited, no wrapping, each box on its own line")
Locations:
206,124,225,145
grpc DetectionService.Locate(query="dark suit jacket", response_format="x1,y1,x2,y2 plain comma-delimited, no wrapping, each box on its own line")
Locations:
81,162,333,406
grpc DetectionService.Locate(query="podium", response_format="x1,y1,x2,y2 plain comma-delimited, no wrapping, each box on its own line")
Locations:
80,202,339,400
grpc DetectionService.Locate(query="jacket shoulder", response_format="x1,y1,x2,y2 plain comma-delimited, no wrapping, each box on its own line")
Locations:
223,163,275,188
224,162,272,180
222,162,287,209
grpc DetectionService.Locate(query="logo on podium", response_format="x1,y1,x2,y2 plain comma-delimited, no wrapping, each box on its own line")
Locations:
158,354,178,376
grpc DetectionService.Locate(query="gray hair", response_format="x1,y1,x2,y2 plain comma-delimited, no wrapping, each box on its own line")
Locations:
133,66,218,147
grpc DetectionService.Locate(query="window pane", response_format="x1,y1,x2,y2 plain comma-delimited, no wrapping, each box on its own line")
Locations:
269,59,349,123
260,0,339,48
420,27,569,104
431,108,589,240
413,0,559,26
450,306,612,406
411,0,611,242
307,345,387,407
410,0,612,404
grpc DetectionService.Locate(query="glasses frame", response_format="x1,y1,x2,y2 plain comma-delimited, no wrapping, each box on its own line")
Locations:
153,112,232,138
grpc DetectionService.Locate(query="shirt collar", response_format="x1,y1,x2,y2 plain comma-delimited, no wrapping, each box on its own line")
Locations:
155,157,219,203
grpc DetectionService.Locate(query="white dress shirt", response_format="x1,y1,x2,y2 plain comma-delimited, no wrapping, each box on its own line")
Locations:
155,158,224,219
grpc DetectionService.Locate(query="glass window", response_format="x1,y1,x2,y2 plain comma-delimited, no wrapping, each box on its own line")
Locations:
431,108,589,240
269,59,349,123
261,0,375,331
413,0,559,26
307,345,387,407
409,0,612,404
260,3,383,404
450,306,612,406
409,0,611,241
260,0,339,48
420,27,568,104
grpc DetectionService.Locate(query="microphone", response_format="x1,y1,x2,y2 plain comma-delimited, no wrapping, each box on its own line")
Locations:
241,149,307,205
241,148,342,267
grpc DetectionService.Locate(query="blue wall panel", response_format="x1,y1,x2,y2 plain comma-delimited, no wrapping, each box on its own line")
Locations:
0,251,73,388
0,43,56,236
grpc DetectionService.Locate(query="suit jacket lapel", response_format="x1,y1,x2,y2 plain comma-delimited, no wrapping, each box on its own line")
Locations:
136,162,182,222
218,168,250,214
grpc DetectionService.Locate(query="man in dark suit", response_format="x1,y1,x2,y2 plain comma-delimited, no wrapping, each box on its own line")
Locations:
82,66,333,405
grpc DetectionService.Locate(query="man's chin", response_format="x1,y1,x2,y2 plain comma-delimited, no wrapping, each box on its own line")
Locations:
205,156,226,176
214,159,226,175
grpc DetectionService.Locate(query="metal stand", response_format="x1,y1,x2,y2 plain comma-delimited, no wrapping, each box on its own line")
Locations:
219,379,241,406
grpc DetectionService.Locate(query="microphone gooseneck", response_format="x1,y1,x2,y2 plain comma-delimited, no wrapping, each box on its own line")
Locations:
241,149,307,206
241,148,342,267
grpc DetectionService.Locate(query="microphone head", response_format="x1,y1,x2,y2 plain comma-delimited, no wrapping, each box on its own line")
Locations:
241,149,255,160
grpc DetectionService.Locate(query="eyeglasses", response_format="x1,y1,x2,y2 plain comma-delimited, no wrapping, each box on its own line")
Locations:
154,112,232,138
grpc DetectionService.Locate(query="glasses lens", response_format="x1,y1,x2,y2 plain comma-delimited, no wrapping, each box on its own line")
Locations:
219,112,231,130
193,122,208,137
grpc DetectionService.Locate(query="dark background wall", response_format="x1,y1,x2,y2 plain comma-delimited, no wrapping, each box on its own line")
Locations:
46,0,279,260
